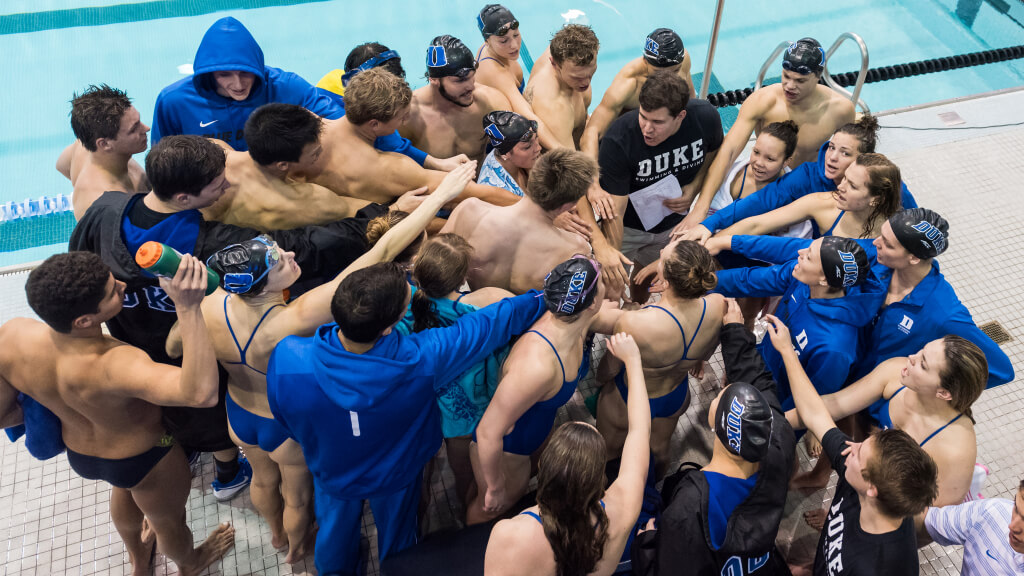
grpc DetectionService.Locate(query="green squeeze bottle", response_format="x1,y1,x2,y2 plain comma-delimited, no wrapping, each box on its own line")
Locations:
135,241,220,295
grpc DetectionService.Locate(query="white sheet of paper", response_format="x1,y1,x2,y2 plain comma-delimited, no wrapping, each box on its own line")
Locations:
628,174,682,231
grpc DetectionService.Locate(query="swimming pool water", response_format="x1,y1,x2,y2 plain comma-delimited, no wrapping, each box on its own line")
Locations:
1,0,1022,265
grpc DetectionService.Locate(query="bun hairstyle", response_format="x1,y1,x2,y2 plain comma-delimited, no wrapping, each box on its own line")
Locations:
662,240,717,299
365,210,423,265
835,114,880,154
410,234,474,332
761,120,799,160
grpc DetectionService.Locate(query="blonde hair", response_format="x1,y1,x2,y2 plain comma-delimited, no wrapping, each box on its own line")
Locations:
343,68,412,125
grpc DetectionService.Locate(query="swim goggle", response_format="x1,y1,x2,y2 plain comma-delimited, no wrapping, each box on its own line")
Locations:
781,46,825,76
493,19,520,36
341,50,400,87
219,235,281,294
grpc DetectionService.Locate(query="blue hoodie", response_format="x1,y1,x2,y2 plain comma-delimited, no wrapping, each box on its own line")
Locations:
723,235,1014,391
150,17,343,151
714,236,886,410
266,291,546,499
701,141,918,233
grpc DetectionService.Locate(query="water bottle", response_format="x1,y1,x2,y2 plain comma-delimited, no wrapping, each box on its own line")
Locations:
135,241,220,295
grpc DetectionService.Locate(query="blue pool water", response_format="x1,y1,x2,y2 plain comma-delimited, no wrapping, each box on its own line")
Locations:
1,0,1022,265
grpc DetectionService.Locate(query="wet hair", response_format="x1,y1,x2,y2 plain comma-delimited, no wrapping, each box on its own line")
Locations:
662,240,717,299
26,252,111,333
549,24,600,66
835,114,880,154
638,70,689,117
849,153,902,238
70,84,133,152
365,210,423,265
938,335,987,422
343,68,413,125
526,149,597,212
536,422,609,576
410,234,473,332
331,262,409,343
145,135,226,200
761,120,800,160
863,428,938,518
346,42,406,78
245,103,323,166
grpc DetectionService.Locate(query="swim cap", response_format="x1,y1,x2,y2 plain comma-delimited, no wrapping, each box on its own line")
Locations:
478,4,519,39
714,382,773,463
426,35,476,79
782,38,825,76
819,236,869,289
206,235,281,295
483,111,538,154
342,48,401,87
888,208,949,260
644,28,685,67
543,256,601,316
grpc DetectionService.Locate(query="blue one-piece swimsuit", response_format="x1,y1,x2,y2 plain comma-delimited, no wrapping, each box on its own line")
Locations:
872,386,964,447
615,299,707,418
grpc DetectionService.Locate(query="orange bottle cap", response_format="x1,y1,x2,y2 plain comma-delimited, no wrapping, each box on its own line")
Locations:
135,241,164,268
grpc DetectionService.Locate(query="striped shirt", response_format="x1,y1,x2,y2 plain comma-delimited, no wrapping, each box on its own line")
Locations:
925,499,1024,576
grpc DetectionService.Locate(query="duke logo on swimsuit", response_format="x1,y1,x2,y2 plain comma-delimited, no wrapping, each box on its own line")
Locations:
557,270,588,315
726,396,745,452
910,220,947,254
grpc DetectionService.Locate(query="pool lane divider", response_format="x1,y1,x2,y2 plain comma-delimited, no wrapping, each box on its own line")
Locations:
0,0,331,35
705,44,1024,108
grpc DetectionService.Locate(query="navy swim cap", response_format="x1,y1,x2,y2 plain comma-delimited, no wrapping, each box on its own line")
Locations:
819,236,869,289
715,382,773,463
644,28,684,67
544,256,601,316
478,4,519,39
483,111,537,154
888,208,949,260
426,35,476,79
206,235,281,295
782,37,825,76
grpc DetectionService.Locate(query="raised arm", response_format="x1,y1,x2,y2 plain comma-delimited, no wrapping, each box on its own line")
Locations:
719,192,825,237
604,333,651,520
764,314,835,440
580,76,634,159
785,357,900,430
489,69,570,151
529,89,578,151
111,256,219,407
271,164,476,336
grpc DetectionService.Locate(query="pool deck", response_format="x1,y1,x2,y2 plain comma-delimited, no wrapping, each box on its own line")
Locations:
1,88,1022,575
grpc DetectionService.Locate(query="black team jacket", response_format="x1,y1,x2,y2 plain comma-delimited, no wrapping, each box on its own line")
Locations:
632,323,797,576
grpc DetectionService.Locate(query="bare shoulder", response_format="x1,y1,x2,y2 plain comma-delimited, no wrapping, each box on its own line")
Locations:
475,84,512,111
485,516,549,575
461,286,515,308
446,197,489,229
0,318,45,347
702,293,727,316
741,84,780,116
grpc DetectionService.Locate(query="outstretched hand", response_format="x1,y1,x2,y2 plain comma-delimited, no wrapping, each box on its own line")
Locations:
722,298,743,325
392,186,430,213
764,314,795,356
553,209,592,240
595,245,632,298
158,254,208,310
606,332,641,364
632,260,665,294
587,182,617,221
431,160,477,204
431,153,471,172
672,223,711,244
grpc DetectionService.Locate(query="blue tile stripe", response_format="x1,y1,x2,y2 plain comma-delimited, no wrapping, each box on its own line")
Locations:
0,0,330,35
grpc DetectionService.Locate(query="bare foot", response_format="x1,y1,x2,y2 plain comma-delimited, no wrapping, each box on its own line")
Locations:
790,467,831,493
179,522,235,576
806,435,822,459
128,531,156,576
803,508,827,531
271,529,287,550
284,529,315,564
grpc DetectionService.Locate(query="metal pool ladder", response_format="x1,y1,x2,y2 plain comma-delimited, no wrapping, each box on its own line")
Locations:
753,33,872,113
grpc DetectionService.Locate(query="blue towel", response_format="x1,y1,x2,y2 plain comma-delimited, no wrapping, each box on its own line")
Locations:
4,394,64,460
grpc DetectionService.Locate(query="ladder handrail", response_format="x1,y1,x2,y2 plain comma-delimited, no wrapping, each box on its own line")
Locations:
823,32,871,113
698,0,727,99
753,34,871,113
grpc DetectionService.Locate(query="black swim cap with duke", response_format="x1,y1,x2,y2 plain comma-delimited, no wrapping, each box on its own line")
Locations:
819,236,869,289
715,382,773,463
644,28,684,67
888,208,949,259
483,111,537,154
477,4,517,39
783,37,825,75
543,257,600,316
426,35,476,78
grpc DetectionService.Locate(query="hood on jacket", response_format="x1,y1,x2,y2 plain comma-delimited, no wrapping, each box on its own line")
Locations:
310,323,427,411
192,17,267,100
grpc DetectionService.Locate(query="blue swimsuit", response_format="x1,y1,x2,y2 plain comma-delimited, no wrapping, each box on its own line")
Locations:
810,210,845,238
221,297,292,452
615,300,707,419
873,386,964,447
476,45,525,94
487,330,591,456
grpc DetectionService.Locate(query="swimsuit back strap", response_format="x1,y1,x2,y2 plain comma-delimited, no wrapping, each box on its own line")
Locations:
920,413,964,447
520,510,542,524
886,386,907,402
683,299,708,360
454,292,470,306
526,330,567,383
476,45,499,64
825,210,845,236
223,295,244,359
241,304,284,358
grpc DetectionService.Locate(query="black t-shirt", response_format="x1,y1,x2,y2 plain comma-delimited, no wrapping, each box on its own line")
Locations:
128,195,174,228
599,99,723,233
813,428,919,576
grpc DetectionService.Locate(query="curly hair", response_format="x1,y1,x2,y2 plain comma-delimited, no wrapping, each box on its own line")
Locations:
343,68,413,125
550,24,600,66
26,252,112,333
70,84,132,151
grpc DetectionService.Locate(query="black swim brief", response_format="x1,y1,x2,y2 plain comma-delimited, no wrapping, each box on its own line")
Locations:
66,437,175,489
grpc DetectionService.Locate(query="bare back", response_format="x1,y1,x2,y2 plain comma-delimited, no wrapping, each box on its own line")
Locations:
402,84,510,165
0,319,165,459
752,84,854,166
443,199,589,294
524,51,591,148
606,294,725,398
202,150,369,230
63,141,149,220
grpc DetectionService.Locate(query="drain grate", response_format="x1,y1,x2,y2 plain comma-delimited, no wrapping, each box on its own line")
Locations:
978,321,1012,345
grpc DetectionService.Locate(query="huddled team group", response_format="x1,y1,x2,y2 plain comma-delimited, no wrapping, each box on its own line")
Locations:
1,4,1022,576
